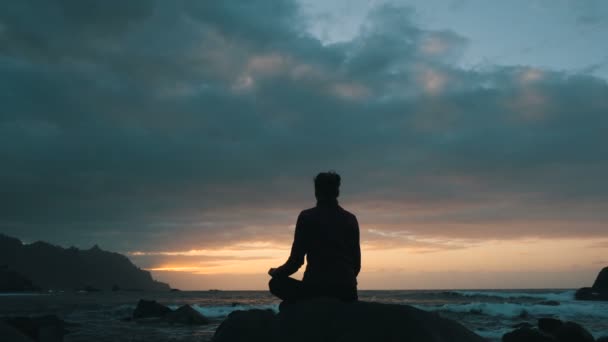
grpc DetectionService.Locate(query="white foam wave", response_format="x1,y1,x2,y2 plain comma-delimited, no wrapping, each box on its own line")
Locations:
420,300,608,320
452,290,575,301
189,304,279,319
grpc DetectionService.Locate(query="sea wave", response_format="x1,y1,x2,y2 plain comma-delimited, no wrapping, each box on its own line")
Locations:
447,290,575,301
168,303,279,319
419,300,608,320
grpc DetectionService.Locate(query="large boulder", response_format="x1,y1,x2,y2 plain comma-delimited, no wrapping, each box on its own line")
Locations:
0,321,35,342
593,267,608,291
213,309,277,342
132,299,172,319
503,318,594,342
212,298,485,342
164,305,209,325
2,315,70,342
503,327,554,342
576,266,608,301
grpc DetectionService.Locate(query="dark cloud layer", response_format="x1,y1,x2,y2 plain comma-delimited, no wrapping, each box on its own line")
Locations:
1,0,607,251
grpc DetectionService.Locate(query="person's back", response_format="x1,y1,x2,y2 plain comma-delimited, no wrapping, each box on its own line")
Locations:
268,172,361,302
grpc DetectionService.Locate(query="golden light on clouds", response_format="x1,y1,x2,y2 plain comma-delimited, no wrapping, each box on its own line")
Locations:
138,232,608,290
418,67,448,95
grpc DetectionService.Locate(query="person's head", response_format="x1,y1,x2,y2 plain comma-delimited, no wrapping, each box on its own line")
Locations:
314,171,341,201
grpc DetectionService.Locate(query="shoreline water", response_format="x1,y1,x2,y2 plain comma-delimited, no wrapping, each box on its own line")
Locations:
1,289,606,341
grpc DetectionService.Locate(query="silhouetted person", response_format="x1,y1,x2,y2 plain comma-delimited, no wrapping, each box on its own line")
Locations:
268,171,361,302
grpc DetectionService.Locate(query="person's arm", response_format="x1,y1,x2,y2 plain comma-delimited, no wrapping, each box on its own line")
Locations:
270,213,307,278
353,216,361,277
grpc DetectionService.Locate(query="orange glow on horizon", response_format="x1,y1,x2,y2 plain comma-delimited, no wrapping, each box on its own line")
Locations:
136,235,608,290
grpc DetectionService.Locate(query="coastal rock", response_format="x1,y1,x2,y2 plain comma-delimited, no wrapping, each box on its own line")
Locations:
164,304,209,325
554,321,594,342
593,267,608,290
212,298,485,342
2,315,70,342
503,318,595,342
132,299,172,319
596,337,608,342
575,266,608,301
213,309,277,342
502,327,553,342
0,321,35,342
538,318,564,335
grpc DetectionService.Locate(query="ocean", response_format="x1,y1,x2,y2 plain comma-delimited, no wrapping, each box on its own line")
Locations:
1,289,607,341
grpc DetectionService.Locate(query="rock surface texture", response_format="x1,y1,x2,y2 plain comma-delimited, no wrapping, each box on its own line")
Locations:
132,299,209,325
503,318,595,342
212,298,485,342
1,315,71,342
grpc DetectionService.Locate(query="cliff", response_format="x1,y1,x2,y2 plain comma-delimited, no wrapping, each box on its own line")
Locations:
0,234,170,292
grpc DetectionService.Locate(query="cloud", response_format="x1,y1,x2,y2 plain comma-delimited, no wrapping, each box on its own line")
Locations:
1,0,607,252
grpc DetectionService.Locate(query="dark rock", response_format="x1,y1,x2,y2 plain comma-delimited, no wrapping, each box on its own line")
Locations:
0,266,39,292
575,287,608,301
596,336,608,342
538,318,564,335
0,321,34,342
506,319,596,342
0,233,170,292
213,298,485,342
132,299,172,319
164,305,209,325
553,321,594,342
593,267,608,291
112,284,121,292
170,288,181,292
502,327,554,342
513,322,535,329
213,309,277,342
538,300,560,306
576,266,608,301
3,315,70,342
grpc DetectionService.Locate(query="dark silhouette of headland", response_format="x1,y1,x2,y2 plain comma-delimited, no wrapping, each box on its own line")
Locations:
268,171,361,302
576,266,608,301
0,234,169,292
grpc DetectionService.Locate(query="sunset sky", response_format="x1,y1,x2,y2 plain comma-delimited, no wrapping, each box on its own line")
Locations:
1,0,607,290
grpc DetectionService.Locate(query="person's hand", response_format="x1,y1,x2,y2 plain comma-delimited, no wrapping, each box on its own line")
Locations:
268,268,277,277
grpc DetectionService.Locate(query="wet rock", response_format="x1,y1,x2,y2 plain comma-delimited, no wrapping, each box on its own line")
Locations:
502,327,554,342
0,320,35,342
553,321,594,342
132,299,171,319
213,309,276,342
2,315,70,342
538,318,564,335
504,318,596,342
164,304,209,325
575,266,608,301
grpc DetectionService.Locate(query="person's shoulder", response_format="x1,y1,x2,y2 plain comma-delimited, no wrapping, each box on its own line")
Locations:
298,207,317,218
338,206,358,220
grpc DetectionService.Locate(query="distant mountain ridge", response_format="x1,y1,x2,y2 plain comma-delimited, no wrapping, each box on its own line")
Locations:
0,234,170,291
